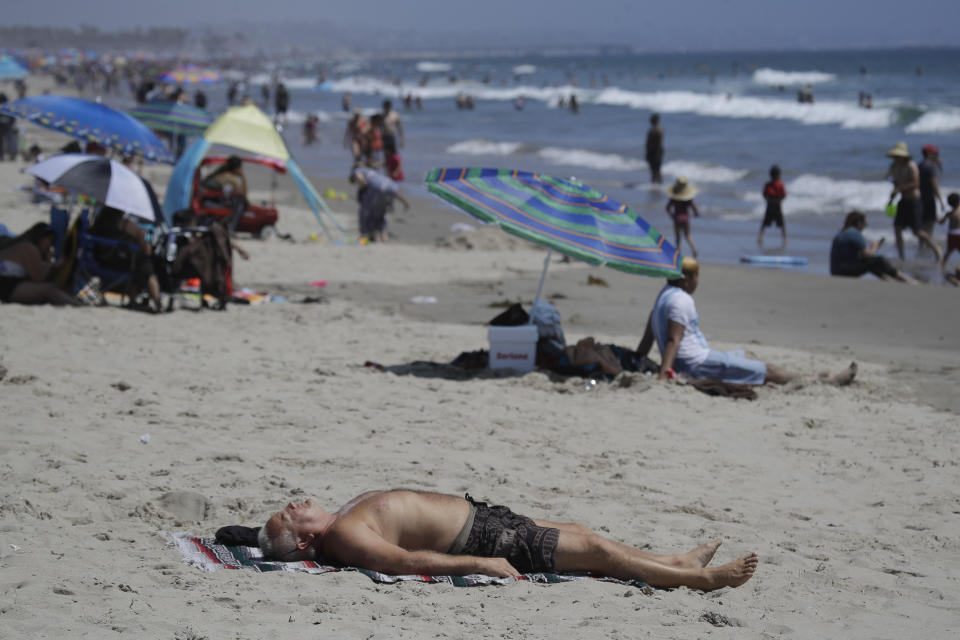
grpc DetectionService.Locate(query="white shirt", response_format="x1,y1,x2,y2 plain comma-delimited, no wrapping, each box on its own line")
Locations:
650,284,711,367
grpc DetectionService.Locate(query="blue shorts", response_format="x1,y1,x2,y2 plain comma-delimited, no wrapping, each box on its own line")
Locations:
678,349,766,385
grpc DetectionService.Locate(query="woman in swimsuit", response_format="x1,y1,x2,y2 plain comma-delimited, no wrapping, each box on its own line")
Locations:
0,222,80,306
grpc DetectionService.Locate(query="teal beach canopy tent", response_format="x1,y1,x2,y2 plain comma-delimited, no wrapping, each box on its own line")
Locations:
162,104,344,242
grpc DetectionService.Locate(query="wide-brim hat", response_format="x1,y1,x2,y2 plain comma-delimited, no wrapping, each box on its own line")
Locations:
886,142,911,158
666,177,697,201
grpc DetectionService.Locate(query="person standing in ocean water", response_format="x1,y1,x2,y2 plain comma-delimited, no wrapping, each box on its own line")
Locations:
380,100,404,151
645,114,664,184
918,144,944,236
886,142,942,263
274,83,290,126
758,165,787,248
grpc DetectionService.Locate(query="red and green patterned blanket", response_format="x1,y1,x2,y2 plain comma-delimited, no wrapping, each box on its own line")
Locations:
167,532,651,590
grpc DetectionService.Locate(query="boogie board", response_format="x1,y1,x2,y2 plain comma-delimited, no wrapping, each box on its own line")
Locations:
739,255,808,266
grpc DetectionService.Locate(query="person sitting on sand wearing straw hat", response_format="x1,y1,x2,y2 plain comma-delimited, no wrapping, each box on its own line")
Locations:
885,142,942,263
259,490,759,591
635,257,858,385
665,177,699,258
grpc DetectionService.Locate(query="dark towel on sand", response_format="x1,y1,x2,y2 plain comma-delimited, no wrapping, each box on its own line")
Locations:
688,379,758,401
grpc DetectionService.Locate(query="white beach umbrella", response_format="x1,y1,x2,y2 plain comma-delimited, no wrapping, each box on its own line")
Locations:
27,154,161,222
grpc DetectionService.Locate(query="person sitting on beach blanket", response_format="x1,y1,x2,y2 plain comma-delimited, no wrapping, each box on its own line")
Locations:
0,222,79,306
259,489,759,591
636,257,857,386
201,155,248,229
91,207,163,313
830,211,917,284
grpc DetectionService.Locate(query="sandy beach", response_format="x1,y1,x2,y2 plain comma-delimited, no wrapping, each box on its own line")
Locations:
2,78,960,639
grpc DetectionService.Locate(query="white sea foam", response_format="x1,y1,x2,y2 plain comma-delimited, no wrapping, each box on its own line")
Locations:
593,88,892,129
444,139,752,180
244,74,317,90
280,109,336,125
662,160,748,183
416,61,452,73
513,64,536,75
537,147,645,172
729,173,892,220
446,139,523,156
752,68,836,86
905,107,960,133
330,74,899,130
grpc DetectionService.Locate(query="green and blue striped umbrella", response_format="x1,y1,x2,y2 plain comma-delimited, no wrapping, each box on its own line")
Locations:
426,167,681,278
128,101,214,137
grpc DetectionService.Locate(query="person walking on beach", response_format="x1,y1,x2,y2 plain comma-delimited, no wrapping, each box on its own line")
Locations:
758,165,787,248
918,144,945,236
645,114,664,184
886,142,942,263
939,192,960,269
665,177,699,258
259,490,759,591
635,257,858,385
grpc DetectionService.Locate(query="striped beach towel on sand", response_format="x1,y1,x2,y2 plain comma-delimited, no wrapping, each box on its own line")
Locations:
167,532,651,591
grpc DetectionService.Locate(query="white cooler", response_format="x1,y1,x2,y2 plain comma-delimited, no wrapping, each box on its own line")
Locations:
488,325,538,372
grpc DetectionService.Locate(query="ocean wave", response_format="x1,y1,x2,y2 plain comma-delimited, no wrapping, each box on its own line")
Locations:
752,68,836,86
593,88,892,129
537,147,645,171
662,160,749,183
330,75,892,129
905,107,960,133
277,109,337,125
444,139,750,180
513,64,536,75
446,139,523,156
329,75,572,102
245,74,319,91
729,174,891,220
416,61,452,73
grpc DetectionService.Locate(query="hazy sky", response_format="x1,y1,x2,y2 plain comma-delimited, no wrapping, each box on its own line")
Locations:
5,0,958,50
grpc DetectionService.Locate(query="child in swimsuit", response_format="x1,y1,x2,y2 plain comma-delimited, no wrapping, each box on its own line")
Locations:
665,176,699,258
758,165,787,248
939,192,960,269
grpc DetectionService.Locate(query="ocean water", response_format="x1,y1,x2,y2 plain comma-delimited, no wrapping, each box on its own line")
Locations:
224,48,960,275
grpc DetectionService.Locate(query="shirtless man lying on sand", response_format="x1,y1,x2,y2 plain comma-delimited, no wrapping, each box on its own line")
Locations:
259,489,758,591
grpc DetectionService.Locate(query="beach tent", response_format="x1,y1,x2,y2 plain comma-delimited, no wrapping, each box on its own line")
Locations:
162,104,344,242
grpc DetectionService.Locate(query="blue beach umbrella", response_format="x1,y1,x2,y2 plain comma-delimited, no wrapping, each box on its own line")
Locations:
0,95,174,163
426,167,682,300
0,54,28,81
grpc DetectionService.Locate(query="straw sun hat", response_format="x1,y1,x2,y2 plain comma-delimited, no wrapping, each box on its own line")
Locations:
666,176,698,201
886,141,911,158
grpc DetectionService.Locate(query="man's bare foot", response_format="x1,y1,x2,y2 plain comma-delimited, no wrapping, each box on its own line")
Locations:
826,362,857,386
702,552,759,591
677,538,723,568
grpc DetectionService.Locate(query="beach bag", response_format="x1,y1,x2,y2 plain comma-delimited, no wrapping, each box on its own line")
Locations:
530,300,566,348
489,303,529,326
